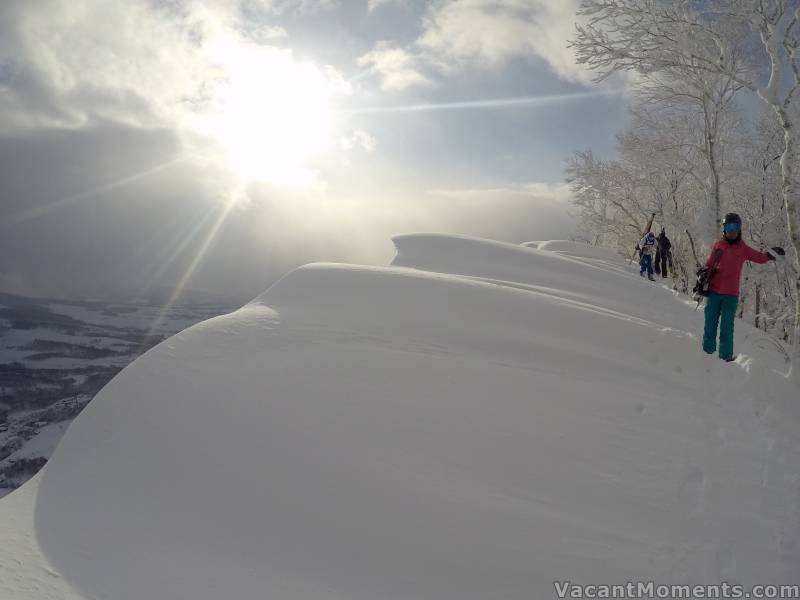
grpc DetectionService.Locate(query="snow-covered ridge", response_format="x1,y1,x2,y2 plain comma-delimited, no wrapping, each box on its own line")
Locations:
1,233,798,600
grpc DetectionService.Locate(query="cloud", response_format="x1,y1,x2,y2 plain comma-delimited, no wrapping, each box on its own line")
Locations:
366,0,406,13
0,0,346,135
0,0,353,197
423,182,576,242
357,0,591,90
427,182,574,203
421,0,588,80
340,129,377,152
0,1,215,133
356,41,432,91
258,0,339,14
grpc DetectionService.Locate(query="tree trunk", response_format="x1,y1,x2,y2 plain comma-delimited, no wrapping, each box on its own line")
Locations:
755,283,762,330
776,107,800,384
705,101,722,241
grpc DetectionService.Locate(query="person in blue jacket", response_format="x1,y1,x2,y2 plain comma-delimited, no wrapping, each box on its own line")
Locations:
638,231,657,281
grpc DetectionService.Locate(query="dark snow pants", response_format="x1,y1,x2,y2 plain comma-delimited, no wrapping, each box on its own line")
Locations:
656,251,669,277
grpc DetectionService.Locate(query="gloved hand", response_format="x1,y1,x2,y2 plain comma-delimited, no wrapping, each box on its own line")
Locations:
767,252,776,261
770,246,785,256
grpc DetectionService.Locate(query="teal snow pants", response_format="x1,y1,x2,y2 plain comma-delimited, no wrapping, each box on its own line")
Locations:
702,291,738,360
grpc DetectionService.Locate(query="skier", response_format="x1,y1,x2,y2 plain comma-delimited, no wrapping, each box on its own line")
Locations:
701,213,777,362
654,228,672,278
638,231,657,281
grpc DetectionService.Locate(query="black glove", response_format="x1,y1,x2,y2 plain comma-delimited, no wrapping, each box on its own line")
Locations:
767,252,776,261
770,246,785,256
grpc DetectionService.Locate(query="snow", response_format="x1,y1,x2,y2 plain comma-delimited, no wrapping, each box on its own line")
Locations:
0,327,134,365
522,239,623,262
17,356,131,370
0,305,221,370
4,423,68,462
0,233,798,599
68,375,88,387
1,328,123,348
45,302,221,332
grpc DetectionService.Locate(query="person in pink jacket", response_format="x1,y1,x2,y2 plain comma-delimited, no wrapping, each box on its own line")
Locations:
702,213,777,361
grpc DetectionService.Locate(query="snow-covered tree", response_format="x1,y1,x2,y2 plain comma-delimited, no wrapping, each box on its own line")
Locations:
571,0,800,377
566,147,660,253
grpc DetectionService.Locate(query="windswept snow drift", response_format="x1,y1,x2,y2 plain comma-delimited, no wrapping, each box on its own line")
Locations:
1,234,799,599
522,239,624,262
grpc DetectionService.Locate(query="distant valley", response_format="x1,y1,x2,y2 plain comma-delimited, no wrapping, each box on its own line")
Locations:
0,293,235,496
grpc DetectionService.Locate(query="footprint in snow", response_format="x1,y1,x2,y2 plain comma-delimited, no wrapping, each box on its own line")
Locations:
678,465,706,513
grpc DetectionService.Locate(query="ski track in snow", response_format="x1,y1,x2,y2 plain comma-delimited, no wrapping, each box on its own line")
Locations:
0,234,798,599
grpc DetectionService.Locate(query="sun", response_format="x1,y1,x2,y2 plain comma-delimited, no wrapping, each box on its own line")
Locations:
202,42,338,186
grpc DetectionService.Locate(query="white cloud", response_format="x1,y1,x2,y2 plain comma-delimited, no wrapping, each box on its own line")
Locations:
0,0,348,135
422,0,587,80
356,41,431,91
357,0,591,90
367,0,406,13
427,181,573,203
242,0,339,16
0,1,218,131
340,129,377,152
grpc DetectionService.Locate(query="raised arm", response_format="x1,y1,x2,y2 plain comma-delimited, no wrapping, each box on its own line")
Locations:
743,243,771,264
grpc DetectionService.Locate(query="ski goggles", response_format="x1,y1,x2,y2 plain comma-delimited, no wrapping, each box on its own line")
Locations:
723,222,741,233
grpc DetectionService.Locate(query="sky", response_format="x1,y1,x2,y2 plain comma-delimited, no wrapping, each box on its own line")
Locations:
0,0,628,304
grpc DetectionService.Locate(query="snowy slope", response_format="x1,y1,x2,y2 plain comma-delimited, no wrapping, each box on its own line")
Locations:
1,233,798,599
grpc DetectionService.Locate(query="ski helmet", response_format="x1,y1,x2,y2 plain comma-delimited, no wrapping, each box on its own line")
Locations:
722,212,741,238
722,213,741,226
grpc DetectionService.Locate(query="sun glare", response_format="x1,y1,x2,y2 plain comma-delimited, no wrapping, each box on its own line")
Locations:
202,42,337,186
